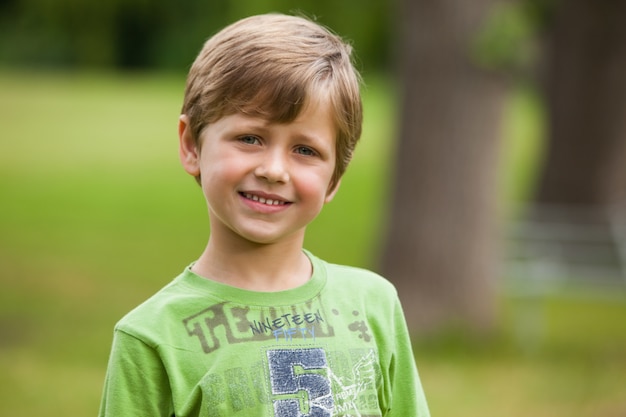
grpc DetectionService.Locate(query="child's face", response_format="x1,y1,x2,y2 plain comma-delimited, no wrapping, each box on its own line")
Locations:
179,98,339,246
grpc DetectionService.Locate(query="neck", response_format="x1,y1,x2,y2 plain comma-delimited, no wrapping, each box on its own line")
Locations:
191,233,312,292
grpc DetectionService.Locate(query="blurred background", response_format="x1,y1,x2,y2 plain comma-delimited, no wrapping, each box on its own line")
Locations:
1,0,625,415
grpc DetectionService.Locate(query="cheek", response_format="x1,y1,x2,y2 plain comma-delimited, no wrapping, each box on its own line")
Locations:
200,152,243,182
199,160,241,202
296,171,334,202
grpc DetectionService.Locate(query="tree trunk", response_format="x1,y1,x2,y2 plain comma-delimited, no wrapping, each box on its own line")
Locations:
536,0,626,207
515,0,626,285
379,0,507,333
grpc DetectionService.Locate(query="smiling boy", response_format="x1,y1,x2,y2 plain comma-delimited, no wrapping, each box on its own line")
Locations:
99,13,430,417
178,101,337,292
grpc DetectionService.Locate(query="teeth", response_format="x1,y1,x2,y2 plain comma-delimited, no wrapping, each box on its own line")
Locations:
243,193,285,206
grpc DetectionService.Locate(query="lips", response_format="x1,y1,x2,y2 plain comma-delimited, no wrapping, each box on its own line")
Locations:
240,192,290,206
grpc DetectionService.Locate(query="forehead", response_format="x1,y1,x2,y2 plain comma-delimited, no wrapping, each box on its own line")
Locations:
286,96,337,144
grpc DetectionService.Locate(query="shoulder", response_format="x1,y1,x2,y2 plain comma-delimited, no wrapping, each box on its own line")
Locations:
314,256,408,331
327,262,393,286
314,255,399,300
113,270,195,345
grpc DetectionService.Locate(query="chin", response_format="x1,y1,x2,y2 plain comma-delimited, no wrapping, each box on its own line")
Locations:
238,228,303,246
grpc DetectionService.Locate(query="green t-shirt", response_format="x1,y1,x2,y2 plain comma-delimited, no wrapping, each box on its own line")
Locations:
99,251,430,417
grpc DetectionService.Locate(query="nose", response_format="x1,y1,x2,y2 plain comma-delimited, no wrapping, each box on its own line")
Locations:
254,150,290,183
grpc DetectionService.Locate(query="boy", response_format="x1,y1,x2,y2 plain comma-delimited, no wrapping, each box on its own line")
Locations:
99,13,430,417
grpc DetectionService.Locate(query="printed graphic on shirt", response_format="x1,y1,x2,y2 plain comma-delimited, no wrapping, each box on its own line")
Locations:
182,301,380,415
265,347,380,417
266,348,334,416
182,300,372,354
327,349,379,416
332,308,372,342
196,347,381,416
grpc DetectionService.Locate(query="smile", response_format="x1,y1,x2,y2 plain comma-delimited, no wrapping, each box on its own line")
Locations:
241,192,288,206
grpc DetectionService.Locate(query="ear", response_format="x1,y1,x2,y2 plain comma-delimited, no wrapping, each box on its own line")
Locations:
178,115,201,177
324,178,341,203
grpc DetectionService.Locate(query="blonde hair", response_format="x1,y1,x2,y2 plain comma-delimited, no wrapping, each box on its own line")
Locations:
181,13,363,189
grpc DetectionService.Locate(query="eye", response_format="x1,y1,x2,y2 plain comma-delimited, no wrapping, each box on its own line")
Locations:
294,146,317,157
239,135,261,145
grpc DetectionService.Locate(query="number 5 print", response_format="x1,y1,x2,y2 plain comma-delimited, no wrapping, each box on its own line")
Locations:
266,348,334,417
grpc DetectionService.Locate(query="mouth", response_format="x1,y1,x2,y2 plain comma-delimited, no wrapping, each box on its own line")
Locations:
240,192,290,206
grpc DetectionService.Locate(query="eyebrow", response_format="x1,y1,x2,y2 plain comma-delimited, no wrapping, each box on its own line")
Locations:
226,114,335,153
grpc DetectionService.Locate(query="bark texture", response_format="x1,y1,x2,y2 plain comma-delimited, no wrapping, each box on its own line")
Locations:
380,0,507,333
536,0,626,206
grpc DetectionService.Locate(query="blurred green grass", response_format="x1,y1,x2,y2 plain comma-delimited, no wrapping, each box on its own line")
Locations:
1,70,625,416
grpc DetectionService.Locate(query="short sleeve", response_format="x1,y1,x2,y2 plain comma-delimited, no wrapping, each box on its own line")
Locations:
385,297,430,417
98,329,174,417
